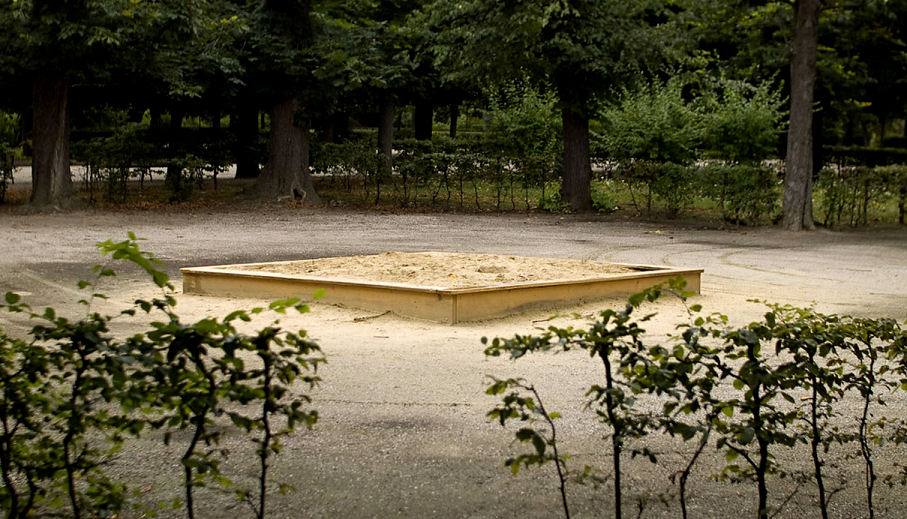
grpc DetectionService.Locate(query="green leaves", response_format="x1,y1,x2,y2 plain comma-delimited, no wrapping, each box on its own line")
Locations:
485,282,907,519
4,291,20,305
97,234,172,290
702,79,787,165
597,77,704,165
0,234,324,519
484,376,571,515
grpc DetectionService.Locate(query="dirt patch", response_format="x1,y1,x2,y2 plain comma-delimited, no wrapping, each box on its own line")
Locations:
236,252,638,289
1,206,906,518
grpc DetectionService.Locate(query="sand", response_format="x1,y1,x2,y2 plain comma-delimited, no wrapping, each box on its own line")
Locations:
237,252,637,289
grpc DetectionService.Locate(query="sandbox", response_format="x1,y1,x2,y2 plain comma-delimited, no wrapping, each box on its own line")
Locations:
181,252,702,323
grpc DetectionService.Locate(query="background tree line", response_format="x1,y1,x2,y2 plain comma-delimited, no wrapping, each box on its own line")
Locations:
0,0,904,229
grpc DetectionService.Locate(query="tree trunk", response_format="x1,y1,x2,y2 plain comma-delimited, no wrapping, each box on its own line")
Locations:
813,107,824,176
878,114,887,147
233,98,260,179
317,112,351,144
332,112,350,143
782,0,820,231
413,100,433,141
166,109,185,198
560,107,593,212
29,72,75,208
150,107,162,130
449,103,459,139
318,115,335,143
256,97,320,204
378,98,395,175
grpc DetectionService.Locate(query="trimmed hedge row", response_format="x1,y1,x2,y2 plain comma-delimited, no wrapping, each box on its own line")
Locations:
60,128,907,225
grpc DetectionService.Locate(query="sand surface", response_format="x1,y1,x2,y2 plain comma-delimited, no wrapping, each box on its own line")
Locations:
237,252,637,288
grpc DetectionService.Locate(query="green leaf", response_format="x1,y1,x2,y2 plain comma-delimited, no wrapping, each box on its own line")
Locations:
531,434,546,456
739,427,755,445
151,271,170,288
721,406,734,418
733,379,745,391
4,292,20,305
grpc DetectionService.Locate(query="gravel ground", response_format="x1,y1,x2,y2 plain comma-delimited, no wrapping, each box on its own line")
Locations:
0,198,906,518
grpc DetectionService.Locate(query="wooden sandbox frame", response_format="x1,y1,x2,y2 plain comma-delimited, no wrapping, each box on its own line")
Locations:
181,255,702,324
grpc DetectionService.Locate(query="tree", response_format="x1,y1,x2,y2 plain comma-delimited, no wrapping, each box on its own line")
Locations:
252,0,321,203
0,0,138,208
0,0,248,207
782,0,821,231
681,0,904,229
136,0,246,198
433,0,664,211
832,0,907,145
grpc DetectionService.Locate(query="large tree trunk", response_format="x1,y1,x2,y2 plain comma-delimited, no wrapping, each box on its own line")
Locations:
233,97,260,179
782,0,820,231
878,114,887,146
560,106,593,212
317,112,351,144
166,109,185,197
378,98,395,174
449,103,459,139
332,112,351,143
30,72,75,208
256,97,320,204
149,107,162,130
413,100,433,141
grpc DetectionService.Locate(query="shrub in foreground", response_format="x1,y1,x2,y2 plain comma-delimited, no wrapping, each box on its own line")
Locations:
485,280,907,519
0,234,323,519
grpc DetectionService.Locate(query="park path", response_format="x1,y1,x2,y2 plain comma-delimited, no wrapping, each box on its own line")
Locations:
0,207,905,518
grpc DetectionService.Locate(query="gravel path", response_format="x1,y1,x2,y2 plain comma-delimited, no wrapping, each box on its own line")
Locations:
0,204,905,518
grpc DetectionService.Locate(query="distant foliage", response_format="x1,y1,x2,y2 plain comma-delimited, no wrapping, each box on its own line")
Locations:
593,79,704,217
596,78,704,166
696,80,786,223
815,164,907,227
701,163,781,225
702,80,787,165
488,82,562,159
0,110,18,203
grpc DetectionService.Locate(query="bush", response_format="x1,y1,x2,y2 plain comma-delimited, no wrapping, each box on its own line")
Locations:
0,110,20,203
590,180,620,213
611,160,698,217
814,164,906,226
72,120,156,203
650,162,700,217
701,163,781,224
484,281,907,519
701,80,786,164
488,82,562,158
0,234,323,519
596,78,704,166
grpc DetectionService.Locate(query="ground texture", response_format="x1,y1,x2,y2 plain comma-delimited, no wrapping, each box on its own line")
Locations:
1,200,906,518
231,252,637,289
